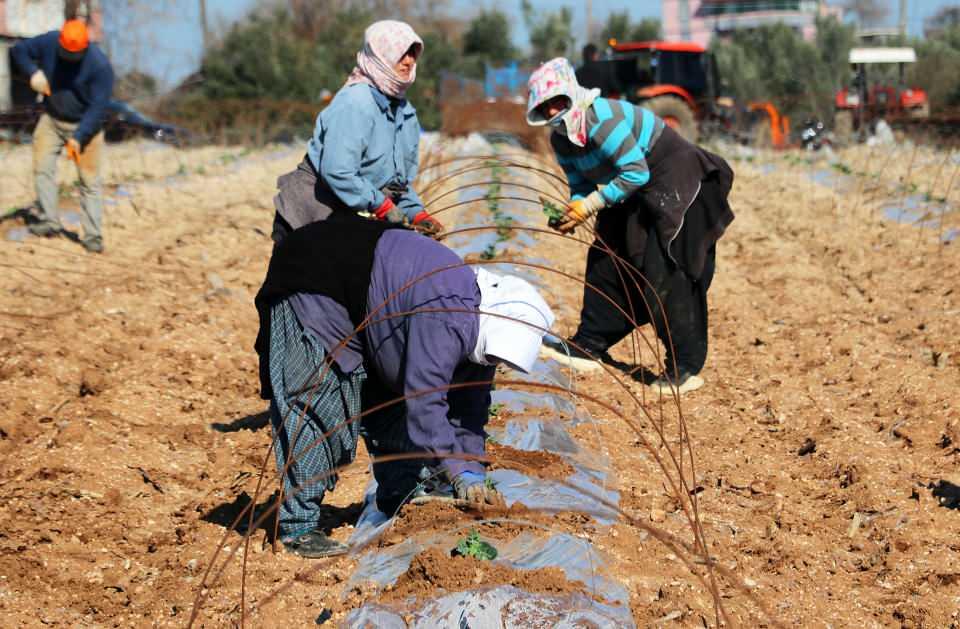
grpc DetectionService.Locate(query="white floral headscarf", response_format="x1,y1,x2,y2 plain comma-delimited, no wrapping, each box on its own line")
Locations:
526,57,601,147
345,20,423,99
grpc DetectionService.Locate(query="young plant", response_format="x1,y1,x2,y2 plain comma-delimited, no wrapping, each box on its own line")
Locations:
453,529,498,561
541,199,565,222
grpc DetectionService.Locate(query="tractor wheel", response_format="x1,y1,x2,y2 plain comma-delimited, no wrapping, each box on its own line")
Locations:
834,110,853,143
644,96,698,143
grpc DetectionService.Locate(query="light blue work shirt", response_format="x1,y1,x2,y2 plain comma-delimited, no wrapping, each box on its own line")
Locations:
306,83,424,220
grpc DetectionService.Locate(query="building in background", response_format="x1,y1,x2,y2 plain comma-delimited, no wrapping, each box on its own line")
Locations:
0,0,101,110
662,0,843,46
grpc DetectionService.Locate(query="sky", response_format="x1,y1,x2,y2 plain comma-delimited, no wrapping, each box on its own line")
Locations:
114,0,954,90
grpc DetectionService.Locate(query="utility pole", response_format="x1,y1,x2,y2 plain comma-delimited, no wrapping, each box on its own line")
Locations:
585,0,592,45
199,0,210,52
898,0,907,39
679,0,691,41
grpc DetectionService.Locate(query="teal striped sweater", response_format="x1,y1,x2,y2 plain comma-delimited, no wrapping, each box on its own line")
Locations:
551,97,665,206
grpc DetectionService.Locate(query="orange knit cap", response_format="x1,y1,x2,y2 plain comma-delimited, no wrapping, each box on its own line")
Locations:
59,20,89,53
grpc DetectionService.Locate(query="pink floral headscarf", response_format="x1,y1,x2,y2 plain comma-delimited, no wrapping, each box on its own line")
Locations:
526,57,601,147
345,20,423,99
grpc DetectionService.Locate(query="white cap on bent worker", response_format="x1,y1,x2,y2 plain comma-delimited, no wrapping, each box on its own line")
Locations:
470,268,555,373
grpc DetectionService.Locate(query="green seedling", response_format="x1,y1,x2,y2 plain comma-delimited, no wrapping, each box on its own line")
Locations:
488,402,505,419
484,477,498,491
542,199,565,222
454,529,498,561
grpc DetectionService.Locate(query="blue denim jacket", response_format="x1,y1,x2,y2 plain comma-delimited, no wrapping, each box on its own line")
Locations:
306,84,423,220
10,31,114,147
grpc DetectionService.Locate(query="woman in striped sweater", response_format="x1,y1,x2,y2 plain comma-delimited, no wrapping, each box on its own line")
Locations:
527,58,735,394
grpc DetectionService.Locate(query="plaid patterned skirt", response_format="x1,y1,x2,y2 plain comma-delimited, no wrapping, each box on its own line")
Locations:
268,298,366,538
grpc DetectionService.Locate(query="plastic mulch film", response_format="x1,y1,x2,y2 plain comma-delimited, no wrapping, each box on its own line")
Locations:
343,584,634,628
340,140,631,625
347,457,619,548
345,533,632,626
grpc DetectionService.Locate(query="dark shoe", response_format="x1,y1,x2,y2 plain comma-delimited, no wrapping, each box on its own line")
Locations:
281,530,348,558
28,222,61,238
539,336,605,372
80,236,104,253
649,369,704,395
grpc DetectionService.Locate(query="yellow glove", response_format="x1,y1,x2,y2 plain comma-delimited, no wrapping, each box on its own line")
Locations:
30,70,51,96
554,191,605,234
65,138,81,162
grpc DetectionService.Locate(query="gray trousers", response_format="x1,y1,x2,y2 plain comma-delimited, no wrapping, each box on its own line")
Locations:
33,113,105,241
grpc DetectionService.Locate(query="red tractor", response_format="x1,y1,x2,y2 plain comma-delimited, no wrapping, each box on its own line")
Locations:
582,39,788,148
834,47,930,141
586,40,715,141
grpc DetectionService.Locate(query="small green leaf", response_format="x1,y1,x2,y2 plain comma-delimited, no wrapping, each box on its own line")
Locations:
454,529,498,560
542,199,565,221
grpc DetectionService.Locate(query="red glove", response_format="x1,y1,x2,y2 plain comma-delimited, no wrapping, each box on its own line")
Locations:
374,197,396,220
412,211,443,236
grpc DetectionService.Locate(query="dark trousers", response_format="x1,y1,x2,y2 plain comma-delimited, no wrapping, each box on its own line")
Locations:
359,374,435,515
575,186,718,376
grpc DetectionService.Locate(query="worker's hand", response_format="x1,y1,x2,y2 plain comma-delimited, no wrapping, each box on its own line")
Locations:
374,197,405,223
553,191,605,234
412,211,443,237
452,471,506,509
30,70,51,96
65,138,81,163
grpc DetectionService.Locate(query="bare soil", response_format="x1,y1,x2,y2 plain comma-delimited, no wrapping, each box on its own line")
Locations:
0,139,958,627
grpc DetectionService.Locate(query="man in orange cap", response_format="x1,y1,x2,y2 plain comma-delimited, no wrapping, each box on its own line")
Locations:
11,19,114,253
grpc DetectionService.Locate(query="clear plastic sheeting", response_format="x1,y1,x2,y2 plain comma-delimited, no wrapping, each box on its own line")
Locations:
342,585,635,628
341,143,631,626
489,417,580,456
488,468,619,524
491,388,576,421
496,533,630,606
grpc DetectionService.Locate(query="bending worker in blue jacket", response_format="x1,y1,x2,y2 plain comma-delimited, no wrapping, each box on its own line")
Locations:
255,216,553,557
271,19,442,242
527,58,735,395
11,19,114,253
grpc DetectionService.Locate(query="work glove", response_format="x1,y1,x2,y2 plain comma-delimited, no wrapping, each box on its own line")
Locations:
65,138,81,163
452,471,506,509
373,197,405,223
553,191,605,234
30,70,51,96
412,211,443,237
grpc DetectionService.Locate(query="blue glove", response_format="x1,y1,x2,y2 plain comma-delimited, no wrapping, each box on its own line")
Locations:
452,471,484,495
452,471,505,508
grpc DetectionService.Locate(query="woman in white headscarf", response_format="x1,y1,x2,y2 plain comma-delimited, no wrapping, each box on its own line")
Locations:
256,220,554,556
270,20,443,242
526,57,735,395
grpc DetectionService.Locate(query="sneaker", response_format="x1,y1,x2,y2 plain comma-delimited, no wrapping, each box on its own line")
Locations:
281,530,349,558
649,370,705,395
27,222,61,238
80,236,104,253
539,336,605,372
